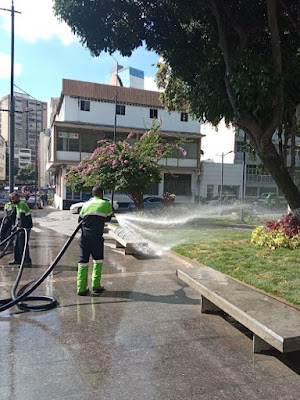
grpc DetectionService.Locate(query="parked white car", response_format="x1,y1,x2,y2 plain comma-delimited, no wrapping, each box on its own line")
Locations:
70,197,119,214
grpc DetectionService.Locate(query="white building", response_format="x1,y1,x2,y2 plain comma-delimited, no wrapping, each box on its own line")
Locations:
200,120,300,201
199,121,243,199
108,65,145,89
38,129,51,189
14,148,32,168
47,79,203,210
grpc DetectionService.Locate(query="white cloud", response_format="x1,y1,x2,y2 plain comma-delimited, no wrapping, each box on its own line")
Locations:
0,52,22,78
144,76,161,92
0,0,77,45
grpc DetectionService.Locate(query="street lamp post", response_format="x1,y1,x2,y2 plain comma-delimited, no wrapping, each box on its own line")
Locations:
220,151,233,206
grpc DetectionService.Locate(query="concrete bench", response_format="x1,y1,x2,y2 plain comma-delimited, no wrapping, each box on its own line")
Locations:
177,266,300,354
107,224,148,255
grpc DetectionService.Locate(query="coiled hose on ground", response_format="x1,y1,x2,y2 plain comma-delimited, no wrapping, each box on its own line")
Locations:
0,220,82,313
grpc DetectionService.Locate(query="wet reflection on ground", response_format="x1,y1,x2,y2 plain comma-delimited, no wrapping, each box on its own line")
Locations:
0,209,300,399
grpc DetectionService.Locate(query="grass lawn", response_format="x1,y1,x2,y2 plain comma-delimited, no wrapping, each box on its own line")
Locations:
171,228,300,306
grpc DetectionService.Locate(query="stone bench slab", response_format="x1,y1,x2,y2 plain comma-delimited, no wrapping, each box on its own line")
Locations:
177,266,300,353
108,230,148,255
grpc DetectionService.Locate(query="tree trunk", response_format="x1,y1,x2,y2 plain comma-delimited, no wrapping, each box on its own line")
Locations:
126,188,144,210
289,132,296,179
255,139,300,211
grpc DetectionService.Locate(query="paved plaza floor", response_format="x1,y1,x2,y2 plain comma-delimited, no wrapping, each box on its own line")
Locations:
0,208,300,399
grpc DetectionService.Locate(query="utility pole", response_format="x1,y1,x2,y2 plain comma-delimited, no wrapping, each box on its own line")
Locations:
35,99,38,208
111,55,119,210
111,55,119,143
0,1,21,193
240,132,247,221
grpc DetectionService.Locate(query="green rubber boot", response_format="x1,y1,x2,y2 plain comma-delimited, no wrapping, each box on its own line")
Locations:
77,265,89,295
92,263,104,293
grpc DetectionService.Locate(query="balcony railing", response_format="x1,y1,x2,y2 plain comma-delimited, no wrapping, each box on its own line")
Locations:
246,174,274,183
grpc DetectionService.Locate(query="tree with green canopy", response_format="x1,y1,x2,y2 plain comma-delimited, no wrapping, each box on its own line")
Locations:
54,0,300,210
65,123,186,209
15,163,35,183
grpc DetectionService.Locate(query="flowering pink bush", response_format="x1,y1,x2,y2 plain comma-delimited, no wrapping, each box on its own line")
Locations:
65,123,186,209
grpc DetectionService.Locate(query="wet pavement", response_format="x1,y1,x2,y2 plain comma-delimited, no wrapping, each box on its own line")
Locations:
1,208,300,399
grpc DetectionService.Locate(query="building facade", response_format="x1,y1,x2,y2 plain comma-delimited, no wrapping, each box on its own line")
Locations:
38,129,51,189
234,129,300,199
14,148,31,168
0,135,6,182
0,93,47,166
199,121,300,201
47,79,203,210
108,65,145,89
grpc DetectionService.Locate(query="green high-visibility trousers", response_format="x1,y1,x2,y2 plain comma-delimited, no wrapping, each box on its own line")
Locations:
92,262,103,289
77,265,88,293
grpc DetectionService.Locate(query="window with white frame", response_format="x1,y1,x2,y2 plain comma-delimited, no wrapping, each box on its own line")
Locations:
57,132,79,152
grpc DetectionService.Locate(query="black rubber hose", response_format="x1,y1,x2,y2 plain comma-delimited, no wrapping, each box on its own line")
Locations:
0,222,82,313
0,216,13,258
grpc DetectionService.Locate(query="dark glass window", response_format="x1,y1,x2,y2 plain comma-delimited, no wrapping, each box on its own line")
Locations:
150,109,158,119
80,100,90,111
164,173,191,195
81,133,102,153
146,182,159,195
181,112,188,122
116,105,126,115
57,132,68,151
66,186,72,199
69,132,79,151
57,132,79,151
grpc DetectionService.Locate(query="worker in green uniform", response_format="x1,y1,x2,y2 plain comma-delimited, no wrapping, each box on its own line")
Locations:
0,200,16,245
77,186,112,296
8,192,33,267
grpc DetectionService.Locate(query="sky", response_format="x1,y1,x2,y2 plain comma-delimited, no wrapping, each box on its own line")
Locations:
0,0,160,105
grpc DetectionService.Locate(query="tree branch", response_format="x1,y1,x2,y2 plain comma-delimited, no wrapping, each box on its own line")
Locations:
217,0,249,55
280,0,300,39
208,0,237,112
235,110,263,151
263,0,284,139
